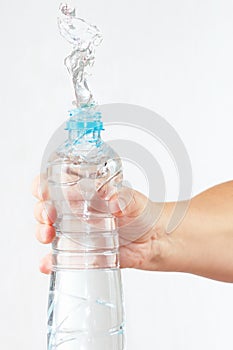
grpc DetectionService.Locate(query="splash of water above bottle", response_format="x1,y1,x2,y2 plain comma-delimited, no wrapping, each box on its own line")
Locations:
58,3,103,108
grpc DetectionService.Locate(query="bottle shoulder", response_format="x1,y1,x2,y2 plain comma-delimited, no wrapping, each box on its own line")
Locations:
48,139,120,166
47,139,122,200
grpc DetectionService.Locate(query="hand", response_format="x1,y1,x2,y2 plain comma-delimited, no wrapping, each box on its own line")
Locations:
32,175,175,274
32,176,233,282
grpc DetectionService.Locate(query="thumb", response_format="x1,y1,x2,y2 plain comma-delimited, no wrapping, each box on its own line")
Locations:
109,186,150,218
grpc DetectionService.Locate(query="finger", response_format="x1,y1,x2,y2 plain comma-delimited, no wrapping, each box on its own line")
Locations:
35,224,56,244
109,187,135,216
88,186,134,215
34,201,57,224
39,253,52,274
109,187,148,218
31,174,49,201
117,200,162,244
88,187,146,219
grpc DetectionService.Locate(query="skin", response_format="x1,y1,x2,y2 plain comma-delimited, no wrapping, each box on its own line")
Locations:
32,177,233,283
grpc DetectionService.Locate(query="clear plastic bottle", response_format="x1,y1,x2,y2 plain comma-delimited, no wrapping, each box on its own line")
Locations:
46,106,125,350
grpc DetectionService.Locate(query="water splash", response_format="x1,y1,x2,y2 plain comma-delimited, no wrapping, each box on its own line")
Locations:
58,3,103,107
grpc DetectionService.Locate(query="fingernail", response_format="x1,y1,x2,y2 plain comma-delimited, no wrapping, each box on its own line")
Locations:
118,190,133,212
42,209,48,222
40,226,48,242
118,197,128,212
38,185,42,200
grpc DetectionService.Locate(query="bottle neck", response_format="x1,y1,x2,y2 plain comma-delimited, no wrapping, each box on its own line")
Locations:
66,106,104,145
68,129,102,145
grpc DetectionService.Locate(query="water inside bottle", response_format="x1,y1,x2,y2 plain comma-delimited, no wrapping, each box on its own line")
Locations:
48,269,124,350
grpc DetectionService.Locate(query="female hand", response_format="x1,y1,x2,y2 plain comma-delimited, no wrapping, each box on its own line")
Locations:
32,175,176,274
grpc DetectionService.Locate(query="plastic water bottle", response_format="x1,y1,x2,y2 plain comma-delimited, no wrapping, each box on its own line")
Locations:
46,107,125,350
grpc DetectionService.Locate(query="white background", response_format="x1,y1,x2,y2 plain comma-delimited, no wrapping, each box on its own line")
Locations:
0,0,233,349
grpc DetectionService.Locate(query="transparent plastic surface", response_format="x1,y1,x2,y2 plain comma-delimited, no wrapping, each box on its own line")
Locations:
48,269,124,350
46,128,125,350
47,4,124,349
